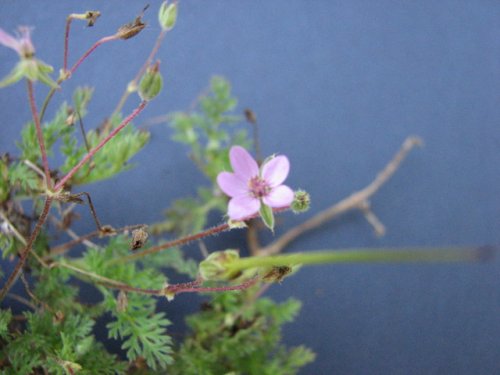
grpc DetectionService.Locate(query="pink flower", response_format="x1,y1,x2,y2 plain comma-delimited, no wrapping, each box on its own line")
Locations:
217,146,294,220
0,26,35,58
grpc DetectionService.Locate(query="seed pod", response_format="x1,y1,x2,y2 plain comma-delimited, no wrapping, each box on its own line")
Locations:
138,62,163,101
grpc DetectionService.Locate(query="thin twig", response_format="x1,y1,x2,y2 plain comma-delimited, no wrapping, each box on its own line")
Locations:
6,293,36,310
259,136,423,256
46,223,145,259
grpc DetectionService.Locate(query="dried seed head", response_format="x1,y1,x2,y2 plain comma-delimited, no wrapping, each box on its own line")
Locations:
244,108,257,124
130,226,149,250
84,11,101,27
116,8,147,40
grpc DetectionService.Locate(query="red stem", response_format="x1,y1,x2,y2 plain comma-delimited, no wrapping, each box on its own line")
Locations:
27,80,52,189
63,16,73,72
0,197,53,302
69,35,118,75
117,206,290,264
54,100,148,191
170,277,259,295
135,30,166,83
97,277,259,297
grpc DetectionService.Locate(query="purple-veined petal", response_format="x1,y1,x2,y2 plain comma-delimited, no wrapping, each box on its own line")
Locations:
262,155,289,187
0,28,20,53
263,185,294,208
217,172,248,198
229,146,258,180
228,195,260,220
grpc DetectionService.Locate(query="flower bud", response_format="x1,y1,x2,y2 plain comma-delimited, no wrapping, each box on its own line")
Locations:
291,190,310,213
158,1,178,31
199,250,240,281
138,62,163,101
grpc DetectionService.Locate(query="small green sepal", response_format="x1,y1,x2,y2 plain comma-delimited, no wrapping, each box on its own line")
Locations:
259,203,275,232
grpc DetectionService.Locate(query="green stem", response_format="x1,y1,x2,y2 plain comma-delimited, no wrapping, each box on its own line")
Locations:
227,247,493,272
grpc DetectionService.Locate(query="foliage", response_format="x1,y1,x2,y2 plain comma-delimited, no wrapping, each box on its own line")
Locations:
153,76,250,236
170,292,315,375
0,5,312,372
1,310,125,375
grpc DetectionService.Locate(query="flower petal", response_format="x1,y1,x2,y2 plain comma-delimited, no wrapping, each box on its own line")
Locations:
217,172,247,198
0,28,20,52
262,155,290,187
228,195,260,220
229,146,258,180
263,185,294,208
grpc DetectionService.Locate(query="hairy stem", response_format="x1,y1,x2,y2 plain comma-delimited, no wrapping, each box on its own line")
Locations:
69,35,119,75
54,100,148,192
114,207,290,264
27,80,52,189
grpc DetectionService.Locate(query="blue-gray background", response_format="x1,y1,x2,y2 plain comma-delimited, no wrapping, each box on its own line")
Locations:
1,1,499,374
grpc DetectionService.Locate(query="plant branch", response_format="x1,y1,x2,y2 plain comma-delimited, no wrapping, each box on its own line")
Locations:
69,35,119,75
258,136,423,256
0,196,53,302
53,100,148,192
113,207,290,264
27,80,52,189
112,29,167,120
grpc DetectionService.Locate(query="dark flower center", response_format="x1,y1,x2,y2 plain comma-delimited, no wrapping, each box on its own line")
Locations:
248,176,270,198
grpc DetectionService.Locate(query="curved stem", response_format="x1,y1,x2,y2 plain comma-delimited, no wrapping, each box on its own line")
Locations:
69,35,119,75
